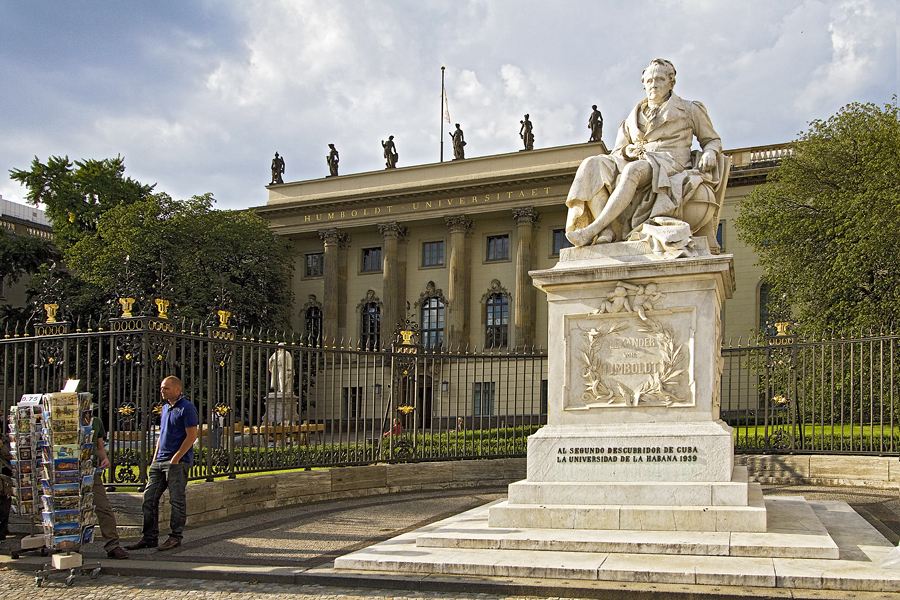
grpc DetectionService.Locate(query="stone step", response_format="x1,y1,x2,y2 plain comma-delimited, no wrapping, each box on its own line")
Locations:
419,496,837,559
508,466,751,507
489,482,768,532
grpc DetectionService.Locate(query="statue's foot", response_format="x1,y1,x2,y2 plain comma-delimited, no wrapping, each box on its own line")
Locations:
596,227,616,244
566,225,615,247
565,227,596,247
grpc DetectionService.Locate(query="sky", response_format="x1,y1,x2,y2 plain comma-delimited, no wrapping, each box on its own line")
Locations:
0,0,896,212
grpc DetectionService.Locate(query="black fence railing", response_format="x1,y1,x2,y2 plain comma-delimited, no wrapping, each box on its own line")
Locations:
4,320,899,485
721,328,899,454
1,317,548,485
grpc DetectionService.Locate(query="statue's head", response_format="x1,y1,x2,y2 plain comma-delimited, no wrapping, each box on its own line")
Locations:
328,143,334,148
642,58,676,103
592,104,598,110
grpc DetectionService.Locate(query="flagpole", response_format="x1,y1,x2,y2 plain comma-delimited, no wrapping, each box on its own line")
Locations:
440,66,445,163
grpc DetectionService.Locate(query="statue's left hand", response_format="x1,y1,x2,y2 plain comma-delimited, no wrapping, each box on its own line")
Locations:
699,151,717,172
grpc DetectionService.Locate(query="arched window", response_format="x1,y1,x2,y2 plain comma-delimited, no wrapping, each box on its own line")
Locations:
758,282,787,337
421,297,444,350
481,279,512,349
416,281,446,350
357,290,383,350
361,302,381,350
485,293,509,347
302,294,323,347
305,306,322,347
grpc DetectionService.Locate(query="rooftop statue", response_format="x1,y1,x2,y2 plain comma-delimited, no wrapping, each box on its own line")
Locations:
519,114,534,151
382,136,398,169
326,144,339,177
588,104,603,143
564,59,725,253
270,152,285,185
450,123,466,160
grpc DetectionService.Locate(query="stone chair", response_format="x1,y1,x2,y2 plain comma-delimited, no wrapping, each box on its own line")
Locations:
681,152,732,254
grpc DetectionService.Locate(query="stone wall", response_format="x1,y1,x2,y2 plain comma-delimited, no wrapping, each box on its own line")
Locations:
110,455,899,531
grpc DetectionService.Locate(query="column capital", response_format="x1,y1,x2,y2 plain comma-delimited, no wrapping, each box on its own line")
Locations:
512,207,541,227
318,228,350,248
445,215,474,234
377,221,409,241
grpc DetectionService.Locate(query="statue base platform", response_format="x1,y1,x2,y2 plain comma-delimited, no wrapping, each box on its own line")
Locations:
263,392,298,425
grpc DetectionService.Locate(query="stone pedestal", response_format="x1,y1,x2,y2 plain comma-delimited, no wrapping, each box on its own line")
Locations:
263,392,299,425
487,238,764,531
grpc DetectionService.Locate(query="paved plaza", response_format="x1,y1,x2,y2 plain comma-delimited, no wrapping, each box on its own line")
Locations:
2,485,900,599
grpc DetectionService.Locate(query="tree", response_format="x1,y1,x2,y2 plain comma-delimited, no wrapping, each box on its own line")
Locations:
0,231,54,286
735,100,900,333
9,155,155,251
64,193,294,330
10,156,294,331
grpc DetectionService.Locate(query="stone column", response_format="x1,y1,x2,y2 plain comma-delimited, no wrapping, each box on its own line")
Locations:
512,208,540,349
378,222,408,340
445,215,474,350
319,228,350,345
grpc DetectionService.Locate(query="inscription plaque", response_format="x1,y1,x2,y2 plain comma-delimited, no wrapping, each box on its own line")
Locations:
565,309,694,409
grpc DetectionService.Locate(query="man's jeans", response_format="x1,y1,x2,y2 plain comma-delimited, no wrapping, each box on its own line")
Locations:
141,460,190,542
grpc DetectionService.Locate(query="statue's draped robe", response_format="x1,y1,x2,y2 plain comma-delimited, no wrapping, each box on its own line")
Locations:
565,93,723,238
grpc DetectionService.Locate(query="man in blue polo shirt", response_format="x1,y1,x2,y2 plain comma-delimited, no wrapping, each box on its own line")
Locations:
126,376,198,552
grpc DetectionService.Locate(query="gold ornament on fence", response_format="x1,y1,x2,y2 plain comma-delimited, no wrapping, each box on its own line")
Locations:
119,297,136,318
155,298,170,319
44,303,59,324
217,310,231,328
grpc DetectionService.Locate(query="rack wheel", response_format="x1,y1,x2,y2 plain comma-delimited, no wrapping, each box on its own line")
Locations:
65,571,75,586
35,576,43,587
11,551,19,559
40,547,48,556
90,568,100,579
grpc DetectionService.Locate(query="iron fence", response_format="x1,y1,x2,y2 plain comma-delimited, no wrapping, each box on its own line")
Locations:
1,316,548,486
721,328,899,454
4,318,900,485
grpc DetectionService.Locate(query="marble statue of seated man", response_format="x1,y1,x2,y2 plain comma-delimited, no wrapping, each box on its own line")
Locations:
565,58,723,247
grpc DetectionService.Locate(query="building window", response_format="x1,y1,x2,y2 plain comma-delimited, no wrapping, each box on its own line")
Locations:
422,240,444,267
343,387,362,421
361,301,381,350
486,234,509,262
716,220,725,251
485,293,509,347
361,247,382,272
551,229,574,256
304,306,322,347
758,282,788,337
421,297,444,350
305,252,324,278
474,382,495,416
0,276,6,300
541,379,548,415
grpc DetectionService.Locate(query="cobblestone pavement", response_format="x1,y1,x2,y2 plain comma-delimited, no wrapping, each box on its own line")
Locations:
0,567,561,600
2,484,900,599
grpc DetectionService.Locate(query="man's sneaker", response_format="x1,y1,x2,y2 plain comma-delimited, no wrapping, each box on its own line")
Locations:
107,547,129,559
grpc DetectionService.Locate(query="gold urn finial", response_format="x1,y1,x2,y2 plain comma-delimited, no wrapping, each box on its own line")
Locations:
119,297,136,318
217,310,231,328
155,298,170,319
774,322,789,336
44,303,59,324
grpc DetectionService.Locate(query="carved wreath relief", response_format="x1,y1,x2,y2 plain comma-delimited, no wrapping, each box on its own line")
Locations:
567,281,694,409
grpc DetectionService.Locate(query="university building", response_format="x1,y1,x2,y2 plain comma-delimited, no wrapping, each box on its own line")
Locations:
254,141,788,351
